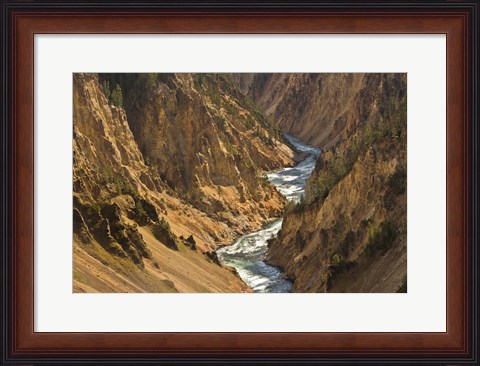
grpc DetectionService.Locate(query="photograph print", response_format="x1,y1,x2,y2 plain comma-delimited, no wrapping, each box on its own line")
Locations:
73,73,407,293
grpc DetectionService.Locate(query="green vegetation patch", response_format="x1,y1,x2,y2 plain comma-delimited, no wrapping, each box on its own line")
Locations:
384,165,407,209
364,220,398,257
285,195,306,213
152,217,179,251
305,89,407,208
326,252,357,288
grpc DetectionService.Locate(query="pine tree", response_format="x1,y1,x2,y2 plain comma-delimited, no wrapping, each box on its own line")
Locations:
146,73,157,90
102,80,111,100
110,83,123,108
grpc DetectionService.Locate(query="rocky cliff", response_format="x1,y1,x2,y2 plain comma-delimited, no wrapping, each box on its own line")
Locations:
73,73,294,293
239,73,374,149
264,74,407,293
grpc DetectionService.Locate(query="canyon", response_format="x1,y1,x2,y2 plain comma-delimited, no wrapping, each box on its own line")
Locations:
73,73,407,293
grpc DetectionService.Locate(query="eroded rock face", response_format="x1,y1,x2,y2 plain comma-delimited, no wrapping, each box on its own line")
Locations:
72,73,295,293
110,73,293,229
264,74,407,293
238,73,400,149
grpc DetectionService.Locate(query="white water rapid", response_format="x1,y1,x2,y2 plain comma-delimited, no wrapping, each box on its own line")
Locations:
216,134,320,293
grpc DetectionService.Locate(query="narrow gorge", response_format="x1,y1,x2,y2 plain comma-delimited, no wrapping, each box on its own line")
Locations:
217,134,320,292
73,73,407,293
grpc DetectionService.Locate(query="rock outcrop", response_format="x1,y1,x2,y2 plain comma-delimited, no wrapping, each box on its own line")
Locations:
101,73,293,233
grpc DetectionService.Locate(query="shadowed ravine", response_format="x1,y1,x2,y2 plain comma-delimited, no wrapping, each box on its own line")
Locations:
216,134,321,293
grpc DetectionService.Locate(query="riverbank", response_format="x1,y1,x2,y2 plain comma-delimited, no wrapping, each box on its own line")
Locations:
216,134,320,293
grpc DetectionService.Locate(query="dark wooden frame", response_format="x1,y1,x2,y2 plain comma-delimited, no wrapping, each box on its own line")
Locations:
1,0,478,364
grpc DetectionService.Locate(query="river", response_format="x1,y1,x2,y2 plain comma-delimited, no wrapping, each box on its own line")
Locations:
216,134,320,293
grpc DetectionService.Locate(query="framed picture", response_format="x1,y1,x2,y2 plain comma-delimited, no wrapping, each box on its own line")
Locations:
1,0,478,364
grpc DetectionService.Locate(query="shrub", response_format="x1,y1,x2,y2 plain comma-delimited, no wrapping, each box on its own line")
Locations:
118,180,137,197
110,83,123,108
244,116,255,129
285,196,306,213
339,230,356,257
384,167,406,209
109,176,137,197
133,200,149,225
158,216,171,231
295,230,307,250
254,128,268,143
307,149,354,204
284,200,297,212
328,253,356,279
184,235,197,250
101,79,111,100
146,73,157,90
193,76,202,91
297,195,306,210
387,166,407,195
364,220,398,257
152,218,178,250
